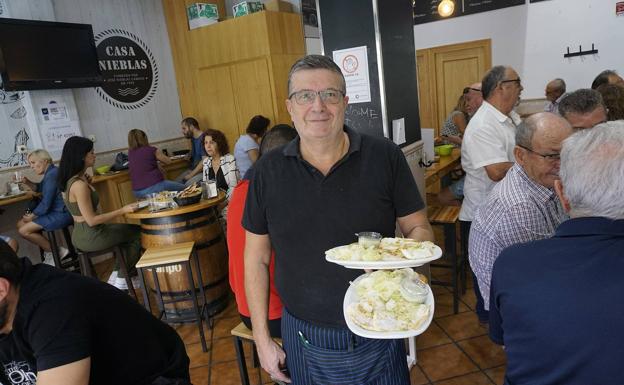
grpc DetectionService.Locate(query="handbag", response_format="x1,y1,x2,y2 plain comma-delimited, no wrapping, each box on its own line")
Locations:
110,152,129,171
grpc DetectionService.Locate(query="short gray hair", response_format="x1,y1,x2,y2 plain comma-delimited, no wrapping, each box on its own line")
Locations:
287,55,346,95
550,78,566,94
481,65,507,100
27,149,52,163
558,89,606,119
515,115,539,148
559,121,624,219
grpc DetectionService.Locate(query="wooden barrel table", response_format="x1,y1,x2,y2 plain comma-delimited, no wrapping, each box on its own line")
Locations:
126,192,229,317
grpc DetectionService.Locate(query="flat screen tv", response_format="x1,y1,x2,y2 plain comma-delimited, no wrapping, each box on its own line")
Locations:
0,18,102,91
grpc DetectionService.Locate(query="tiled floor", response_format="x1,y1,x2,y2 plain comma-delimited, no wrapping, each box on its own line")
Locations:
172,266,506,385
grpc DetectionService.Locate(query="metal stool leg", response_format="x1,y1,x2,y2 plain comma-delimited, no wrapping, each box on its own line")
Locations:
233,336,251,385
137,267,151,312
151,267,165,319
47,230,63,268
185,260,207,352
192,249,212,328
446,223,459,314
115,247,137,299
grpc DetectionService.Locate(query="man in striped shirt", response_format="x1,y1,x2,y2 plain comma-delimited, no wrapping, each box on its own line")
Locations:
468,112,572,312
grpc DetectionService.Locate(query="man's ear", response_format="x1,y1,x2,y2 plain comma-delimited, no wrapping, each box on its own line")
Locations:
0,278,12,302
514,146,526,167
554,179,571,213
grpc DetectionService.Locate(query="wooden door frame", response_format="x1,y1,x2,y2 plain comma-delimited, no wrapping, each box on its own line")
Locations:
416,39,491,134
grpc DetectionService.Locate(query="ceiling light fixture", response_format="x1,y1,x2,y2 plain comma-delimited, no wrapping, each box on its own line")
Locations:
438,0,455,17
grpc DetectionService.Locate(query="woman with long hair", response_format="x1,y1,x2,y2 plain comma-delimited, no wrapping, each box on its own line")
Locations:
127,129,185,198
57,136,141,290
441,94,470,146
16,149,73,264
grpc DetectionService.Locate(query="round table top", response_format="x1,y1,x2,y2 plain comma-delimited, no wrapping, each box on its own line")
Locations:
125,191,225,220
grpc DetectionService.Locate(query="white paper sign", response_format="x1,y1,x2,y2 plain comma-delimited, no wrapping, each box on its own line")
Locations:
392,118,406,145
333,46,372,104
40,100,69,122
40,122,80,152
421,128,435,164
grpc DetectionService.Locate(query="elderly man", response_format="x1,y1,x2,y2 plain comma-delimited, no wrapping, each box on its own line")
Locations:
590,69,624,89
460,65,522,322
243,55,433,384
0,240,191,385
489,122,624,384
469,112,572,311
543,78,567,114
558,88,608,129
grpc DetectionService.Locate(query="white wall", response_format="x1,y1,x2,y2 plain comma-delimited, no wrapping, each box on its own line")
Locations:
413,0,624,99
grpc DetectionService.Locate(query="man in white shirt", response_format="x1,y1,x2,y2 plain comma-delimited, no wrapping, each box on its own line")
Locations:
460,65,522,323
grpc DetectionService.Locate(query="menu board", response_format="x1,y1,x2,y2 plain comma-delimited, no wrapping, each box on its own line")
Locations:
414,0,526,25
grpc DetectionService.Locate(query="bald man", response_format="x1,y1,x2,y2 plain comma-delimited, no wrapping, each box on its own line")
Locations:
469,112,572,311
544,78,567,114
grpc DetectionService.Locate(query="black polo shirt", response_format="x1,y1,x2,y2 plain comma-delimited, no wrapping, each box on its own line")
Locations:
243,126,424,326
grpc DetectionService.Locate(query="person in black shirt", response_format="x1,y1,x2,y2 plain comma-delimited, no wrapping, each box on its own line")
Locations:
243,54,433,384
0,240,190,385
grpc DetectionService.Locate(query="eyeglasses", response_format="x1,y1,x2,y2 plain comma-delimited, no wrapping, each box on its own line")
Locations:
517,144,560,161
500,78,522,86
463,87,481,94
288,89,345,105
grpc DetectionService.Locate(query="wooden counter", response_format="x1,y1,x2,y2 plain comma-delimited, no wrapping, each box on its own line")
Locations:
0,191,36,208
91,158,188,223
425,148,461,193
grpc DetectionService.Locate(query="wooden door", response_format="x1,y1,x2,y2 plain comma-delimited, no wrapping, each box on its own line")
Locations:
416,39,491,135
196,65,239,145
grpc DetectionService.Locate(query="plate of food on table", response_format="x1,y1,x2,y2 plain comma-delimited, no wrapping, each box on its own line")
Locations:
325,232,442,269
343,268,434,338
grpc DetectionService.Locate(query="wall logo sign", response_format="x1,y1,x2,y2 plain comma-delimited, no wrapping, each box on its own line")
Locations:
94,29,158,109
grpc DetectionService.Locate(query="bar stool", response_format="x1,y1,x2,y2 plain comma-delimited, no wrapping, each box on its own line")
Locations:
428,205,467,314
77,245,137,299
231,322,282,385
40,226,79,270
136,242,209,352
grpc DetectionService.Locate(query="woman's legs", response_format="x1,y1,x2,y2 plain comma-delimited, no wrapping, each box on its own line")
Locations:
16,219,50,251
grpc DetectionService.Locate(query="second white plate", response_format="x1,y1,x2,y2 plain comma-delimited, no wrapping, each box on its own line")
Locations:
343,272,435,339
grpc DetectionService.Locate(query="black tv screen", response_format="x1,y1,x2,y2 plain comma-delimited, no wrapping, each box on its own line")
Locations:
0,18,102,91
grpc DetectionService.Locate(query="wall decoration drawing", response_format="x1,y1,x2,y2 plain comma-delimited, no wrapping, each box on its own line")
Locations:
0,128,29,167
94,29,159,110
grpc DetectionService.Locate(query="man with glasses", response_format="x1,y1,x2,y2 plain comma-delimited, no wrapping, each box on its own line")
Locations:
460,65,522,323
243,54,433,384
468,112,572,314
558,88,608,129
464,82,483,115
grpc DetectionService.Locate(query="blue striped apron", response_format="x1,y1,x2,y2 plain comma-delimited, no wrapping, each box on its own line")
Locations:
281,308,410,385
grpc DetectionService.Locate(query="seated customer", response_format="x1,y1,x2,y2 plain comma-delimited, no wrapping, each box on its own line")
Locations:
440,94,469,146
16,149,73,265
489,122,624,385
202,129,239,223
57,136,141,290
227,124,297,338
234,115,270,177
0,239,191,385
128,129,185,198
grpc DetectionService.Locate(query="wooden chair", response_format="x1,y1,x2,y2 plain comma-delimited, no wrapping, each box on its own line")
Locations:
428,206,467,314
136,242,209,352
231,322,282,385
40,226,79,270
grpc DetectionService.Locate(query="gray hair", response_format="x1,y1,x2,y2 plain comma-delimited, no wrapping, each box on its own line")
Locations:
516,112,569,148
27,149,52,163
559,121,624,219
550,78,566,94
481,65,507,100
287,55,346,95
558,89,606,119
591,69,619,90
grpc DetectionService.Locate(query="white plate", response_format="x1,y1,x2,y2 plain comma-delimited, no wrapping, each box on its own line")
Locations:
170,154,187,160
137,200,150,209
343,273,435,339
326,245,442,270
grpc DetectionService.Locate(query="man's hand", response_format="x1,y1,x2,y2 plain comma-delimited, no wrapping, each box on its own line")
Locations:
256,338,291,383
